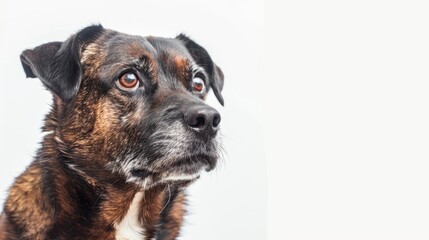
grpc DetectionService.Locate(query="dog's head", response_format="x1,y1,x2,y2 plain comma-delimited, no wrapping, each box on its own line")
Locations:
20,25,224,188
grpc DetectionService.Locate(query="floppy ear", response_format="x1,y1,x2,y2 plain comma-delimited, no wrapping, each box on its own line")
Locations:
20,24,104,103
176,34,225,106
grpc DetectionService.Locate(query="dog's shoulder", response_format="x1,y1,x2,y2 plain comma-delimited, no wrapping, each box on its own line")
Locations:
3,161,53,239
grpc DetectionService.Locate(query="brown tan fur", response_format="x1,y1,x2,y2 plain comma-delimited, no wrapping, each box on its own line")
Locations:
4,164,53,239
1,134,186,240
159,192,186,240
174,56,191,86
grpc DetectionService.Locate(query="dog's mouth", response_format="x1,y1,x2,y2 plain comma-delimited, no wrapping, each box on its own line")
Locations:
128,154,217,187
169,154,217,172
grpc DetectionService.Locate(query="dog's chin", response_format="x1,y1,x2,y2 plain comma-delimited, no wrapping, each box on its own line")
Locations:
127,154,217,189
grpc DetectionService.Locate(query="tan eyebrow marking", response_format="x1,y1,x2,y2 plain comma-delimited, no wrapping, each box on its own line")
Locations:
173,56,191,85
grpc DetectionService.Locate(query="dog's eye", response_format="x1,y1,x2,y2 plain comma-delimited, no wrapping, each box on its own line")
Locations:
192,77,205,93
117,72,140,91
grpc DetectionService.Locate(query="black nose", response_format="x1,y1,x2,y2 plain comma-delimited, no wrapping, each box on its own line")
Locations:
184,105,221,138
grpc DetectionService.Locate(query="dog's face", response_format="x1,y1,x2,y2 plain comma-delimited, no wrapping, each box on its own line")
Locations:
20,25,224,188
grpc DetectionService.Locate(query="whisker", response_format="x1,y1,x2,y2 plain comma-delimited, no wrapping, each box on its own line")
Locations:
159,184,172,215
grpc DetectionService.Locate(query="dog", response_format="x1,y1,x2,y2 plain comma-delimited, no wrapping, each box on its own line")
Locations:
0,24,224,240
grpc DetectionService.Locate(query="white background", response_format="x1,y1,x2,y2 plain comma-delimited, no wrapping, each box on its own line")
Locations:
0,0,265,240
266,0,429,239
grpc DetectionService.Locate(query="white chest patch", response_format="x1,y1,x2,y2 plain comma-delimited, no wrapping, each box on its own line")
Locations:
115,192,145,240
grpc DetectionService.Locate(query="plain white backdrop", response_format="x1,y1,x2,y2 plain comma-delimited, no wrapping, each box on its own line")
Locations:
265,0,429,239
0,0,265,240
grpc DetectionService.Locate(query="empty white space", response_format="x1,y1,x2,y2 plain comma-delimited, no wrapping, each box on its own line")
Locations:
265,0,429,239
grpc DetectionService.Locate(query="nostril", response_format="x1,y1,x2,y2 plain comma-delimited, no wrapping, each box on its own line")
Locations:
184,106,220,134
189,114,206,129
212,114,221,128
195,115,206,129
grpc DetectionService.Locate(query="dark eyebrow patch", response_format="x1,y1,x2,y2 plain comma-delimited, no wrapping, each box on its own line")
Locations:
98,55,157,89
127,56,157,81
99,34,159,85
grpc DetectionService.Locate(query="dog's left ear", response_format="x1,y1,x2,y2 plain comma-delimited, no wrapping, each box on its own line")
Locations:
20,24,104,103
176,34,225,106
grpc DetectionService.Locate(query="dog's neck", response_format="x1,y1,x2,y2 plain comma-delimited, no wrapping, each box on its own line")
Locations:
23,106,182,239
34,139,174,239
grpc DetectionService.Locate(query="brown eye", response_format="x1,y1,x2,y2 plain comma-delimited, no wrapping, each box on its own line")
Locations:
117,72,140,91
192,77,205,93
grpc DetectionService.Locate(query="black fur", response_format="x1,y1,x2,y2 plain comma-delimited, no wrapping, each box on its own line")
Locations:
20,25,104,103
176,34,225,106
